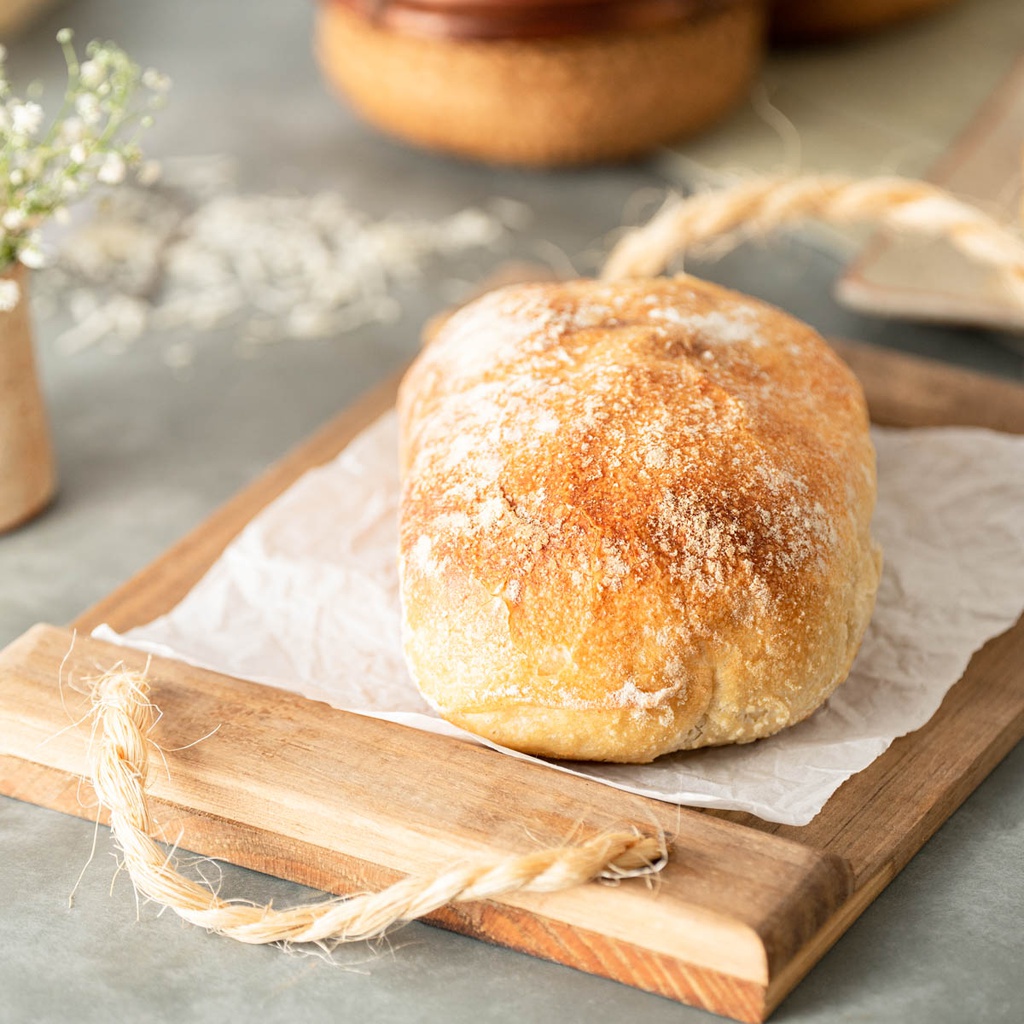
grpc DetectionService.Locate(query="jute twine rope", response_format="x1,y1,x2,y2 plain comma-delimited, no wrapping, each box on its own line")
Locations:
86,667,667,946
601,174,1024,295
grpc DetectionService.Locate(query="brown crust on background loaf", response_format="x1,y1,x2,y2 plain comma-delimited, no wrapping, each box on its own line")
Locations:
315,1,764,167
771,0,961,42
397,278,881,763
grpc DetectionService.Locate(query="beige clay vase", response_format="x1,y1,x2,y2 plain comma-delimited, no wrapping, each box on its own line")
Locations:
0,264,56,532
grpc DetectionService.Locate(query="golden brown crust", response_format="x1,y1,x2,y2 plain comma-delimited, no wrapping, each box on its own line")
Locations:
315,2,765,167
771,0,961,42
398,278,881,762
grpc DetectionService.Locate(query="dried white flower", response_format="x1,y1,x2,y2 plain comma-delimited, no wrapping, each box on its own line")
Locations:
75,93,101,125
0,277,20,311
10,101,44,136
79,60,105,88
98,152,126,185
19,243,45,269
141,69,171,93
0,30,166,275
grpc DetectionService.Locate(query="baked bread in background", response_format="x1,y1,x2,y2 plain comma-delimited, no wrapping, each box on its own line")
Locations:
398,278,881,763
315,0,765,167
771,0,962,42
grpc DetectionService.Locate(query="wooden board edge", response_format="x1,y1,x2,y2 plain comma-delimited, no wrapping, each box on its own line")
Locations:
831,339,1024,434
763,864,894,1017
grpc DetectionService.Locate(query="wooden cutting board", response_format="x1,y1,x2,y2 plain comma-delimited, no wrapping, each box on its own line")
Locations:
2,341,1023,1023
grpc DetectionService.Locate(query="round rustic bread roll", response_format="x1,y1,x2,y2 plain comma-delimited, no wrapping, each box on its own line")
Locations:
398,277,881,763
315,1,765,167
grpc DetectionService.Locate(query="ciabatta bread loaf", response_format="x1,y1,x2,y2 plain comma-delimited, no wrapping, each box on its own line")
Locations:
398,278,881,763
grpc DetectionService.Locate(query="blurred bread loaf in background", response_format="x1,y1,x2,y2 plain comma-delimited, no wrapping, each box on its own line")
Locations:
315,0,766,167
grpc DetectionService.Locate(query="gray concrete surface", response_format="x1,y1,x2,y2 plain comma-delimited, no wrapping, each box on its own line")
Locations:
1,2,1022,1022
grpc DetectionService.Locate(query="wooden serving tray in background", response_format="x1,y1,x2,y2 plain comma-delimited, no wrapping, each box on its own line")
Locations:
2,342,1023,1023
839,53,1024,335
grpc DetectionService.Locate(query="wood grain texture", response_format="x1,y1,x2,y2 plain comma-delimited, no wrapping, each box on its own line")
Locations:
832,340,1024,434
2,340,1023,1022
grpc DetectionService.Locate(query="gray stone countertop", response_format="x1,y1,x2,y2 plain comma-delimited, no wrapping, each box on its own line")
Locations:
1,2,1022,1022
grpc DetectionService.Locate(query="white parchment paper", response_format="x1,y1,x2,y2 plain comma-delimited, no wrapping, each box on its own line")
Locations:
94,412,1024,825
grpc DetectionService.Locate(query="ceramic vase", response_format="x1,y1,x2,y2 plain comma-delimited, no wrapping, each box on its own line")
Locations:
0,264,56,532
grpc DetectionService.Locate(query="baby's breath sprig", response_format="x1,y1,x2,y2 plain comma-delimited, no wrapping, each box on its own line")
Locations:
0,28,169,310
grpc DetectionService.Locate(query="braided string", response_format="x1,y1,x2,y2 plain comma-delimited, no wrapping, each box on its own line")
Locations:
87,668,667,946
601,174,1024,301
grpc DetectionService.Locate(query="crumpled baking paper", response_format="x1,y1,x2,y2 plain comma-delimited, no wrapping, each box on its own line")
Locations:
94,411,1024,825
